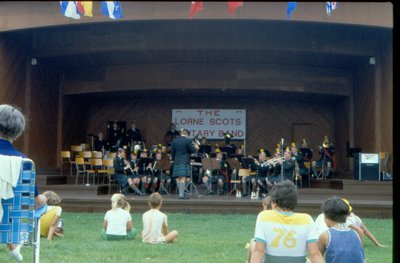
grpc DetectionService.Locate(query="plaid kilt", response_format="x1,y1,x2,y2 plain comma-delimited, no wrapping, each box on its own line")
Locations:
172,164,190,178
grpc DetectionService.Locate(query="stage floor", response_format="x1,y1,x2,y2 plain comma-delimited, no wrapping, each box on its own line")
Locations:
37,173,392,218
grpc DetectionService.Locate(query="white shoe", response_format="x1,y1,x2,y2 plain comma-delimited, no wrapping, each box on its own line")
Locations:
10,244,23,262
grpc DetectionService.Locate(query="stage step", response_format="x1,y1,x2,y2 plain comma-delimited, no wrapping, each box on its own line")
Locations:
38,184,110,195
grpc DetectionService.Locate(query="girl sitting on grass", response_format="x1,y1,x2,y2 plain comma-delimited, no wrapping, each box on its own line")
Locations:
101,193,137,240
40,191,64,240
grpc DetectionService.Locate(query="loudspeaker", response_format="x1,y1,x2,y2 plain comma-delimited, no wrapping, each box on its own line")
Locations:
353,153,380,181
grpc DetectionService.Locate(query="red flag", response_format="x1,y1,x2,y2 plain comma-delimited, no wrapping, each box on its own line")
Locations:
227,1,243,15
76,1,93,17
189,1,203,19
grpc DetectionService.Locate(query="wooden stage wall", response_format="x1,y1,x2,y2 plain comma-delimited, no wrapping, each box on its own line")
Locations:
0,21,393,171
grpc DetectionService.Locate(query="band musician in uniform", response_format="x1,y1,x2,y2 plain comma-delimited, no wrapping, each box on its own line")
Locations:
291,143,310,187
170,128,198,199
94,132,109,154
108,121,123,152
279,148,296,182
222,132,236,156
124,121,143,149
202,149,227,195
125,150,145,196
113,148,131,195
312,136,335,179
264,148,282,189
300,138,313,162
164,123,180,147
254,149,270,197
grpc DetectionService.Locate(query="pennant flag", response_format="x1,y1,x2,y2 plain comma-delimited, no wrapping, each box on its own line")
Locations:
60,1,81,20
189,1,203,19
77,1,93,17
102,1,123,19
287,2,297,18
326,2,337,16
227,1,244,16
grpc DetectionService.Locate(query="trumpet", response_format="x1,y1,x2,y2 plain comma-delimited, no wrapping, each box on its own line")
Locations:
265,157,284,166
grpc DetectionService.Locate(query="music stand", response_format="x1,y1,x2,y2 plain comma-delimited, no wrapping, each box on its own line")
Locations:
157,159,172,195
241,157,257,171
219,146,235,156
226,158,242,197
186,161,202,198
198,145,212,156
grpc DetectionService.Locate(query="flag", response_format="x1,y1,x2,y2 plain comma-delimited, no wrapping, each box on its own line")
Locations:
227,1,243,16
77,1,93,17
60,1,80,19
287,2,297,18
326,2,337,16
189,1,203,19
102,1,123,19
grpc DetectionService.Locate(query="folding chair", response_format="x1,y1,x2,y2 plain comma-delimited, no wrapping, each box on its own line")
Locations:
0,158,46,263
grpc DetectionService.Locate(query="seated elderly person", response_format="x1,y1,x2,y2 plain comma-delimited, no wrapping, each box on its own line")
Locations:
0,104,44,262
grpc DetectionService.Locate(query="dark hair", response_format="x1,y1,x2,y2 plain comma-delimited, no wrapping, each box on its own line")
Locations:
270,180,298,210
322,196,350,223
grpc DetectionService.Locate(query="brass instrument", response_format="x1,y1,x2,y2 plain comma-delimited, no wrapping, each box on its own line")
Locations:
192,134,201,146
191,134,201,151
265,157,284,166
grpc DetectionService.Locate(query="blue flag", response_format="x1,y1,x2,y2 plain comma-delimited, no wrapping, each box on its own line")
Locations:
60,1,80,20
326,2,337,16
102,1,123,19
287,2,297,18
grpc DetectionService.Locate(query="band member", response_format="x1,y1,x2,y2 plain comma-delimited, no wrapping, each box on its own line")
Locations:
146,150,162,194
113,148,130,195
108,121,123,152
164,123,180,147
300,138,313,161
266,149,284,188
222,132,236,156
170,128,198,199
198,136,212,158
279,148,296,182
291,143,310,187
152,151,172,195
125,151,145,196
254,149,269,197
202,149,227,195
138,149,154,194
312,135,335,178
94,132,109,153
241,156,257,198
124,121,143,148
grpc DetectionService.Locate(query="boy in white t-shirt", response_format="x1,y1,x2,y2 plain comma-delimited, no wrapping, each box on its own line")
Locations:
142,193,178,244
101,194,137,240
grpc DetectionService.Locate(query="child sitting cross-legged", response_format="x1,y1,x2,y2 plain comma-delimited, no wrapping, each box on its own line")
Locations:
142,192,178,244
101,193,137,240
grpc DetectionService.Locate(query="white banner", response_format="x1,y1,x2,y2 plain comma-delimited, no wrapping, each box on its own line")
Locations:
172,109,246,139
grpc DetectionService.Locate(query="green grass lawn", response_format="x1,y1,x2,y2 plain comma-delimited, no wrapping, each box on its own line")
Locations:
1,212,392,263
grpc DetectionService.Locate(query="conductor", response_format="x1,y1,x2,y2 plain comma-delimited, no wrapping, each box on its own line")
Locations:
170,128,198,199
